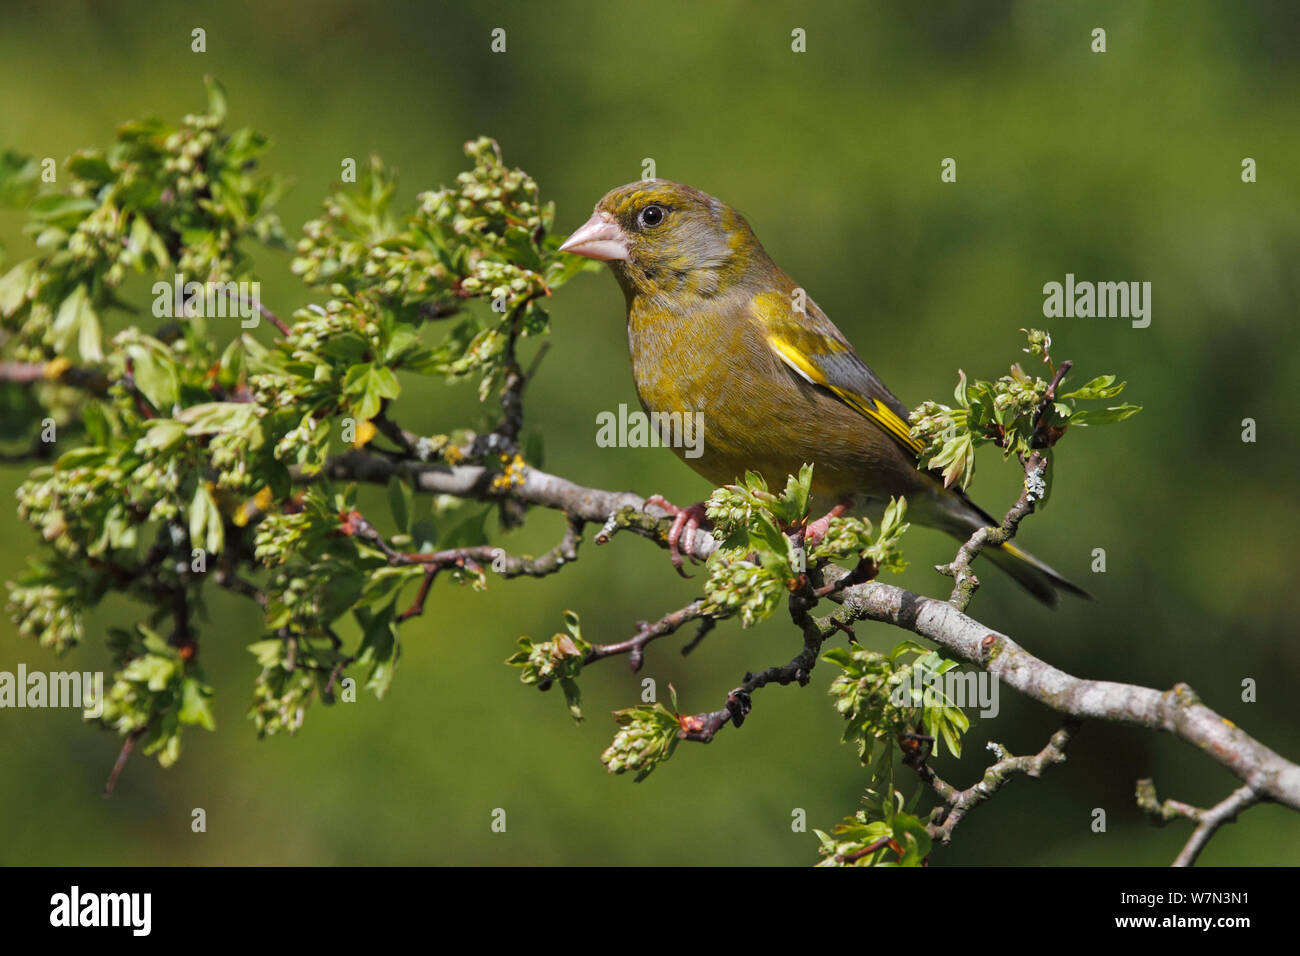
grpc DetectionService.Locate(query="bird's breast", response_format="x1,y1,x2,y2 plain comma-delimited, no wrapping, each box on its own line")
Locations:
624,295,924,506
625,297,812,489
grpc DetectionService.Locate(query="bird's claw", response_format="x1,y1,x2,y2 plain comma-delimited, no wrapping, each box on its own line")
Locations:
802,499,852,549
644,494,712,577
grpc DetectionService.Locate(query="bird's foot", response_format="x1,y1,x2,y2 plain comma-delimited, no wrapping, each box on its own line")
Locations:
802,498,853,549
644,494,713,577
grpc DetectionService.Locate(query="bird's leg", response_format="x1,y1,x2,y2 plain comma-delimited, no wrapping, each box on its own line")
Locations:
803,498,853,549
644,494,713,577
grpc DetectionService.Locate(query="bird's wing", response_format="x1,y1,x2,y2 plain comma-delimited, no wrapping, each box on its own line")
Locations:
751,290,923,458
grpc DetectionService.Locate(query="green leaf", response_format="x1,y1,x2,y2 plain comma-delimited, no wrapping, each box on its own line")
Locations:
371,366,400,400
55,446,109,470
204,75,228,122
188,483,224,556
81,401,111,446
1060,375,1125,401
27,193,97,228
383,328,420,364
178,677,216,731
139,625,174,658
66,151,114,184
319,333,370,363
123,654,176,692
343,363,402,422
0,150,40,207
821,647,856,669
52,284,102,362
953,368,969,407
387,474,411,533
0,258,36,316
1068,404,1142,426
355,600,400,699
77,303,103,363
559,677,583,722
247,639,286,669
137,418,187,452
175,401,258,435
125,340,180,409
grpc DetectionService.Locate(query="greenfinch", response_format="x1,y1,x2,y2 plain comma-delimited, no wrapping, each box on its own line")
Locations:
559,180,1085,605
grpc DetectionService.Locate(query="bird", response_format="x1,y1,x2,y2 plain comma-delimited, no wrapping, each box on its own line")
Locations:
558,180,1086,605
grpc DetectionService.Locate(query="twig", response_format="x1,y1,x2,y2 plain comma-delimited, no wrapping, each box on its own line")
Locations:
938,451,1045,610
677,622,825,743
373,404,420,457
1136,779,1261,867
307,452,720,564
586,600,711,672
103,729,144,799
919,721,1080,844
336,510,584,622
816,571,1300,813
0,360,110,394
306,445,1300,856
938,358,1073,609
680,617,717,657
241,296,290,337
214,568,267,607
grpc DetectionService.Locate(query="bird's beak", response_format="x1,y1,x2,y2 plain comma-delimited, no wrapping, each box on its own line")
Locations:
558,211,630,261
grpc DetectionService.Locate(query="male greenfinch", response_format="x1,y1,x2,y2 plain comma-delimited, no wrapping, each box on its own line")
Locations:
559,180,1085,605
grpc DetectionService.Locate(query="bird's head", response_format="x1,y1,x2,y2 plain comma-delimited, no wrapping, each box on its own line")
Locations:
559,180,767,302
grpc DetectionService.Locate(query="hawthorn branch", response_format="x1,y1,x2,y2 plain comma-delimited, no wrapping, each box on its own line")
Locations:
213,568,267,608
919,720,1080,844
0,359,111,394
938,451,1045,610
1136,779,1262,867
373,403,420,457
817,572,1300,813
305,447,1300,859
666,563,876,746
937,359,1070,609
494,306,527,455
247,297,290,337
336,509,584,622
307,452,719,564
103,728,144,799
676,631,823,743
586,599,712,673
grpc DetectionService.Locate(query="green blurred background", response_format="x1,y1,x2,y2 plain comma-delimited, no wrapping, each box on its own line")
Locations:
2,0,1298,865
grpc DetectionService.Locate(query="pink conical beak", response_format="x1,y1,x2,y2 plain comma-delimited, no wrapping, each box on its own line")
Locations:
558,210,630,261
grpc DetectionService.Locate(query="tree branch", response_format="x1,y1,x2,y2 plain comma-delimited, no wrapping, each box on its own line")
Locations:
819,572,1300,812
294,447,1299,863
309,452,720,563
938,451,1045,610
586,599,713,673
920,720,1080,844
1136,779,1262,867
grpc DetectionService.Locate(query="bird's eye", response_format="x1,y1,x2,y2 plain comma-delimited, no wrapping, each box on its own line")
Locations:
639,204,666,228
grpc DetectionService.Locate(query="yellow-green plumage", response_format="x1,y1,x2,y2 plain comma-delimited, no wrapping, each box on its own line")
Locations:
560,180,1085,605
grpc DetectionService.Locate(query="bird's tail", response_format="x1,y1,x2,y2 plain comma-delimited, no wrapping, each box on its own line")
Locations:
915,482,1091,607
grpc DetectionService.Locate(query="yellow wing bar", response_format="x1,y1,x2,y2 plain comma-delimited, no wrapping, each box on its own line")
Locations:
767,335,922,457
